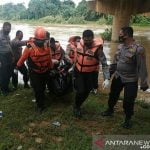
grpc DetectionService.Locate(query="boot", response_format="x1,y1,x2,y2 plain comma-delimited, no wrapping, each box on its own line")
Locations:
73,105,82,118
24,83,30,89
101,108,114,117
122,117,132,129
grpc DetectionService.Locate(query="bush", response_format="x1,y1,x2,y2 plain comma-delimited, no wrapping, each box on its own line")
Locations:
131,15,150,25
105,15,113,25
67,16,86,24
39,16,65,24
39,16,86,24
101,28,112,41
96,17,107,25
96,15,113,25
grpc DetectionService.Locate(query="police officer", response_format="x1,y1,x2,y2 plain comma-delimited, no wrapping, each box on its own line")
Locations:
17,27,53,112
11,30,29,89
0,22,14,95
101,26,149,129
73,29,110,118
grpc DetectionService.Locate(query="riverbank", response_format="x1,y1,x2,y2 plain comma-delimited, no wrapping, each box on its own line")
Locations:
0,86,150,149
1,19,150,30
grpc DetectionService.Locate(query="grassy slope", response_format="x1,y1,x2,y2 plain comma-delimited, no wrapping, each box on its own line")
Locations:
0,87,150,150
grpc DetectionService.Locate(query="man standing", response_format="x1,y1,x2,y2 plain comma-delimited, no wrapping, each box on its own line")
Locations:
17,27,53,112
73,29,110,118
101,26,149,129
0,22,14,95
11,30,29,89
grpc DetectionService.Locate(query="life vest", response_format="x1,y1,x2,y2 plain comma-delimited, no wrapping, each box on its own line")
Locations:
66,43,76,62
67,36,79,62
51,42,62,61
27,41,52,73
75,38,103,72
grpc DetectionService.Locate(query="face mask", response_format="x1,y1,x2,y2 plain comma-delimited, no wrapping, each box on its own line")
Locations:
85,42,92,47
34,40,45,48
118,35,126,43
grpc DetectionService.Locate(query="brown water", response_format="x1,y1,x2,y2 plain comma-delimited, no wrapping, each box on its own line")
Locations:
0,23,149,83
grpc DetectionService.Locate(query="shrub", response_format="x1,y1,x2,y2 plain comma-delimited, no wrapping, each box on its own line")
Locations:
131,15,150,25
67,16,86,24
96,17,107,25
105,15,113,25
100,28,112,41
39,16,65,24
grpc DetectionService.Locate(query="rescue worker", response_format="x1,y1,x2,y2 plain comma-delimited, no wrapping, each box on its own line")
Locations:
50,37,65,61
66,36,81,63
0,22,14,95
73,29,110,118
101,26,149,129
17,27,53,112
11,30,29,89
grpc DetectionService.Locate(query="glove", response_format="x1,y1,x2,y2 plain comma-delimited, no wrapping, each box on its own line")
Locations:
14,68,18,75
102,79,110,89
140,85,149,91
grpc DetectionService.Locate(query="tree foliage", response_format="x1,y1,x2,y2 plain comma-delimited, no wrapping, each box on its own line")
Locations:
0,0,148,25
0,3,26,20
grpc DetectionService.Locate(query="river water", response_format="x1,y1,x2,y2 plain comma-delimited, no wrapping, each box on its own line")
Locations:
0,22,150,84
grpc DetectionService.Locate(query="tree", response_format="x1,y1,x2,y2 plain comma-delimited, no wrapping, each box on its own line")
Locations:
75,0,101,21
61,0,76,19
28,0,44,19
0,3,26,20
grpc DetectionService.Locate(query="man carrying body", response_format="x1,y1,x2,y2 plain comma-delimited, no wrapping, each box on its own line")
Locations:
17,27,53,112
73,29,110,118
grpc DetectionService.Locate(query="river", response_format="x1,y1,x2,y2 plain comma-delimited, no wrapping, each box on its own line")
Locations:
0,22,150,85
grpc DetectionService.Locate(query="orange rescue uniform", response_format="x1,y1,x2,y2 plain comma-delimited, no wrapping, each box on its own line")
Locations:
75,38,103,72
17,41,53,73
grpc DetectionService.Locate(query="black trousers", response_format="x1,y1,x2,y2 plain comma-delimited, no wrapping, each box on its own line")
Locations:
0,64,13,93
108,76,138,118
30,71,49,108
74,71,95,108
92,71,99,89
12,63,29,88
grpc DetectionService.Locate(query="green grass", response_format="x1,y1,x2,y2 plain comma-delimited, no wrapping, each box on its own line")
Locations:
0,87,150,150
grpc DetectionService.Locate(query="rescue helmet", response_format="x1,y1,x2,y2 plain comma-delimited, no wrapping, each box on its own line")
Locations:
34,27,46,40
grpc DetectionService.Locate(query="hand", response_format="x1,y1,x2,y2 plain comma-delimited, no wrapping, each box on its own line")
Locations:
140,86,149,91
52,59,59,64
102,79,110,89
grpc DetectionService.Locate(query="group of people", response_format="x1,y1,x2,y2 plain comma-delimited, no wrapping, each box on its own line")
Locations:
0,22,149,129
